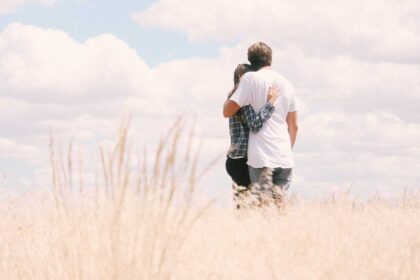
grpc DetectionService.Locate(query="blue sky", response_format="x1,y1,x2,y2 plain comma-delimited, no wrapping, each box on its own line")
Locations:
0,0,222,66
1,0,419,199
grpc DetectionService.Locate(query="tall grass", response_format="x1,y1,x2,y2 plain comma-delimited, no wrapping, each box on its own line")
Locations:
0,120,419,279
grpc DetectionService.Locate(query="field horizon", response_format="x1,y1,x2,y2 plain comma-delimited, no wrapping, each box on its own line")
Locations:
0,122,419,280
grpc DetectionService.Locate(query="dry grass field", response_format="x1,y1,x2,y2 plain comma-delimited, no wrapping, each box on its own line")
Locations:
1,121,419,279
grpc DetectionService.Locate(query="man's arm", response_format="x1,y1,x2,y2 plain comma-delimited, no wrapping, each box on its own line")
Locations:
286,111,298,148
223,100,241,118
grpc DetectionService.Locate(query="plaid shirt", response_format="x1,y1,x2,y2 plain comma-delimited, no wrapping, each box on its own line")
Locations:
227,103,275,158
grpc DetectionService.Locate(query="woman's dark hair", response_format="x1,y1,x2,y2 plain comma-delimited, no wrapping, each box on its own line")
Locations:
228,63,255,99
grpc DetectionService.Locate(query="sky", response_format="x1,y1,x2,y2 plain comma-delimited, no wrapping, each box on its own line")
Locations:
1,0,419,200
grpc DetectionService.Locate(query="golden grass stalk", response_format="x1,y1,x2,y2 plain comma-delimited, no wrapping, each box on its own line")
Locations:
0,119,419,279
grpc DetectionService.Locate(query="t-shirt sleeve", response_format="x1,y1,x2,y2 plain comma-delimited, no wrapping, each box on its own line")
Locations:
230,74,252,107
289,95,298,112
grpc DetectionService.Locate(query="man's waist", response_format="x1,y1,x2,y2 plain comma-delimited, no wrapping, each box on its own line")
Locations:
247,158,294,169
249,128,289,139
248,137,292,149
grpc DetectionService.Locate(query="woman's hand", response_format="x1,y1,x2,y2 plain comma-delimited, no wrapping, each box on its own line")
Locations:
267,85,280,105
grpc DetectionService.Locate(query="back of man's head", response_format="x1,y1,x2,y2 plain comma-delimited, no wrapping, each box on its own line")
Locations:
247,42,272,69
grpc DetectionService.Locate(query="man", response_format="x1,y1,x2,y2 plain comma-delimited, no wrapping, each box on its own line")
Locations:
223,42,298,203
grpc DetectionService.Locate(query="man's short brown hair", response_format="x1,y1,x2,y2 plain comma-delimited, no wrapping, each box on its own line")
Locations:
247,42,272,69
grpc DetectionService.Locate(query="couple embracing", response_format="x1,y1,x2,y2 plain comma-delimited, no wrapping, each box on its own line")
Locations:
223,42,299,208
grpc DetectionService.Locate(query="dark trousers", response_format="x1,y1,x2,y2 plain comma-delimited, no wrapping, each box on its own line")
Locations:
225,156,251,187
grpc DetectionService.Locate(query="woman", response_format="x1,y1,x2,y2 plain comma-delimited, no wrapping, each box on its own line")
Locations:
225,64,278,207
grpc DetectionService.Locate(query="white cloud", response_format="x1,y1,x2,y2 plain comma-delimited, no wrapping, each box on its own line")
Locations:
0,0,25,15
1,20,419,196
133,0,420,195
0,22,233,193
0,23,159,103
0,0,55,16
134,0,420,63
0,137,39,160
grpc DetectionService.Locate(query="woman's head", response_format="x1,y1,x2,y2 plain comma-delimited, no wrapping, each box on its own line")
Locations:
228,63,254,99
233,63,254,86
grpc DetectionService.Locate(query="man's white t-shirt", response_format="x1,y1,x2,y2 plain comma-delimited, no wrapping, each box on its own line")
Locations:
230,68,297,168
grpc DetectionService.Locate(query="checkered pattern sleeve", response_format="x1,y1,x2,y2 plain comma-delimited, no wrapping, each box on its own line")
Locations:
227,113,249,158
242,103,275,133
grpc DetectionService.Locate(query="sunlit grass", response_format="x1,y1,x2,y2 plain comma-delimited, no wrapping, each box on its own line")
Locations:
0,120,419,279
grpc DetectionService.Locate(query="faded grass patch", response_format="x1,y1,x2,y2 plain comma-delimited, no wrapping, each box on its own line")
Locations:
0,119,419,279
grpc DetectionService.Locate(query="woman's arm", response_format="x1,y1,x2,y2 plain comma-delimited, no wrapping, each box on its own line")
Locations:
223,100,241,118
242,104,274,133
242,86,279,133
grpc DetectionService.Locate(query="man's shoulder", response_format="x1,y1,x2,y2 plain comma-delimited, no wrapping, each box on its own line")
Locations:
270,71,294,91
244,69,294,91
269,70,290,81
254,69,293,85
279,74,294,88
241,71,256,81
254,68,283,80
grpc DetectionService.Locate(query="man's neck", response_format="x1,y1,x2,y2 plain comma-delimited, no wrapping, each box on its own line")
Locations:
260,65,271,70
